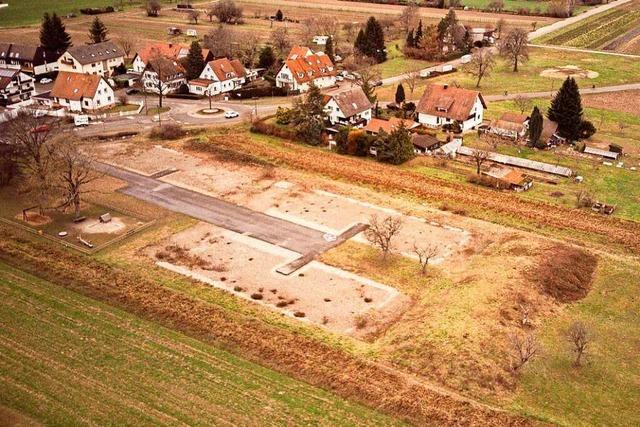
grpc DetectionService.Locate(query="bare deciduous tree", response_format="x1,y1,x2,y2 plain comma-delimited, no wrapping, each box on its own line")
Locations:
404,70,420,96
187,10,201,24
270,27,291,59
566,320,590,367
118,38,133,59
514,95,532,115
204,25,234,58
518,302,531,326
509,332,539,371
365,215,403,260
495,18,505,39
205,6,216,22
237,33,260,68
212,0,243,24
0,109,59,214
463,49,495,88
472,149,489,174
399,1,420,33
499,28,529,72
145,0,161,17
55,139,101,219
413,242,438,274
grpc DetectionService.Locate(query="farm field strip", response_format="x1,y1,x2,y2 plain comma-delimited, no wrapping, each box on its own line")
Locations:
0,261,401,426
536,1,640,50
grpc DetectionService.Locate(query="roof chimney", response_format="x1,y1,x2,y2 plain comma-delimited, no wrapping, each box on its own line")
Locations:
444,84,449,89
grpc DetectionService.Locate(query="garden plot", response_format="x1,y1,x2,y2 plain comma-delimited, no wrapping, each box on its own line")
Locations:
149,222,408,337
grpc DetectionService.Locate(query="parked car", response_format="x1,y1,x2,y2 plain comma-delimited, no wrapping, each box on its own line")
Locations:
224,110,239,119
372,80,383,87
344,73,356,81
335,75,344,82
125,88,139,95
39,77,52,84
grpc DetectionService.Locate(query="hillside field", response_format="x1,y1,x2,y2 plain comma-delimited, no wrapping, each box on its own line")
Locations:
0,261,399,425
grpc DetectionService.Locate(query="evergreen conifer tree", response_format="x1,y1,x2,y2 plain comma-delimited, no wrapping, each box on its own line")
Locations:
88,16,108,44
415,19,423,46
406,29,415,48
395,84,405,105
258,46,276,70
185,41,205,80
325,36,335,62
548,77,583,141
40,13,72,52
528,106,544,148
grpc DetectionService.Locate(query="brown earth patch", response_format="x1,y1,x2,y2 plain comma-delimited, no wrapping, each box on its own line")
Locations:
528,244,598,303
582,90,640,116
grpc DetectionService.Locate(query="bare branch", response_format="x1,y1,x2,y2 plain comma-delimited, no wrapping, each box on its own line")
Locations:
364,214,403,260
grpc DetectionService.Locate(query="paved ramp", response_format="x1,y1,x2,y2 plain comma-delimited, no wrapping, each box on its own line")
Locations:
96,162,343,255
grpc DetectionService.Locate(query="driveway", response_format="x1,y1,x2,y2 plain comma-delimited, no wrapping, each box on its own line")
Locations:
95,162,337,255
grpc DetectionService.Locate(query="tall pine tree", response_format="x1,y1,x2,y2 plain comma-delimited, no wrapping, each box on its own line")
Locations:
88,16,108,44
528,106,544,148
354,29,366,54
406,29,415,48
40,12,72,53
415,20,423,46
548,77,583,141
258,46,276,70
362,16,386,63
395,84,405,105
185,41,205,80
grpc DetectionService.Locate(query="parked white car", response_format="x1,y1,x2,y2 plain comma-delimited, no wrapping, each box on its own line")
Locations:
39,77,52,84
224,110,239,119
74,115,89,127
335,75,344,82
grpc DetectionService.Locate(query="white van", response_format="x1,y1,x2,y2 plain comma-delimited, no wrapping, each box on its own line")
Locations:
74,115,89,127
460,54,472,64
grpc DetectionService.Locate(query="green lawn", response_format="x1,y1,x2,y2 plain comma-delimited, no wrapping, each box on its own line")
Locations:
512,257,640,427
461,0,591,14
0,0,184,27
372,39,433,79
103,103,140,114
0,261,401,425
378,47,640,100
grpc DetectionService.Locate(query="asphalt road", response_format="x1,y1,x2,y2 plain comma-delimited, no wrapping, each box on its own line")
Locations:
95,162,332,254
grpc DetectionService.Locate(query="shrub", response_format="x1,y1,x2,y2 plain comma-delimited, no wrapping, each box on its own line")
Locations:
231,85,287,99
149,123,185,140
250,119,297,141
275,107,293,125
293,311,306,318
579,120,596,140
575,141,586,152
609,143,623,154
250,293,263,300
466,174,510,190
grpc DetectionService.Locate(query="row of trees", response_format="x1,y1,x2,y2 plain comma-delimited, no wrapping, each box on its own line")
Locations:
40,12,110,49
354,17,387,63
335,122,414,165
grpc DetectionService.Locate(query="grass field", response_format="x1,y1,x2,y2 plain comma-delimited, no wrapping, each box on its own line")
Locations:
373,39,434,79
512,257,640,427
461,0,590,14
0,261,401,425
376,47,640,100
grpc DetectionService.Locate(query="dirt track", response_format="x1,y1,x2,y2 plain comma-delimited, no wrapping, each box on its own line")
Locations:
204,130,640,253
0,226,540,426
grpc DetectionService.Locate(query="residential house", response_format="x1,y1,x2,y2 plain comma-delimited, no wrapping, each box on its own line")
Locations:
0,67,35,106
416,84,486,132
275,46,336,93
364,117,420,135
411,133,442,154
466,27,496,47
188,57,246,96
0,43,61,76
50,71,115,112
132,42,213,73
490,112,529,141
142,56,186,95
323,87,372,127
57,41,125,77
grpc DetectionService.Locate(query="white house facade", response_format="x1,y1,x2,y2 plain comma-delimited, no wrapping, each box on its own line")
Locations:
142,56,186,95
188,58,246,96
416,84,486,132
57,41,124,77
275,46,336,93
323,87,372,127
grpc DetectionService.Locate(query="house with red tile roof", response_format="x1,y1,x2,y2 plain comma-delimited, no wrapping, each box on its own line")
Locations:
132,42,213,73
50,71,114,112
363,117,420,135
416,83,486,132
188,57,246,96
275,46,336,93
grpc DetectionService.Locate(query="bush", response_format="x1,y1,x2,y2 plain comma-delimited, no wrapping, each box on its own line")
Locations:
250,119,297,141
149,123,186,140
231,85,287,99
579,120,596,140
467,174,510,190
575,141,586,153
275,107,293,125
